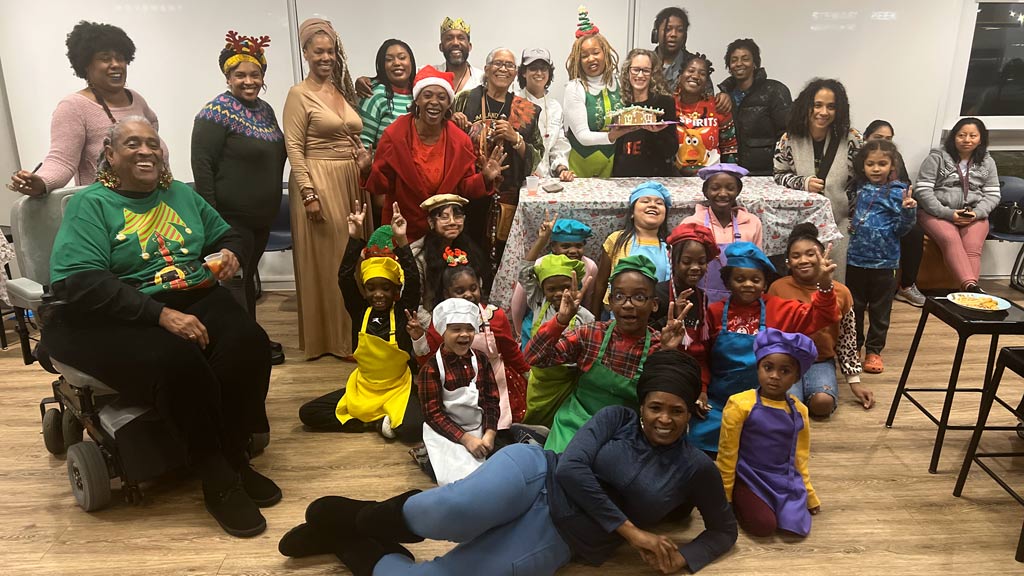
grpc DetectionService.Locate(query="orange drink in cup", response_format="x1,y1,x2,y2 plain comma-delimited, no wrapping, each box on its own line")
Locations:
204,253,225,275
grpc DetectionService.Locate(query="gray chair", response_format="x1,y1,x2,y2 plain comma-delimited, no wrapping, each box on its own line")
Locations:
9,187,186,512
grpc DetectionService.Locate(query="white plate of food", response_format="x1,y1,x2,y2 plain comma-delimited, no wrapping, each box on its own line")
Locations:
946,292,1011,312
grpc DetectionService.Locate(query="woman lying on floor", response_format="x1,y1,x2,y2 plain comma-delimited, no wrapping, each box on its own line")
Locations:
279,349,737,575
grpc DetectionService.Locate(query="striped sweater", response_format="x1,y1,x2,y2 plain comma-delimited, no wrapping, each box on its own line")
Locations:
358,83,413,149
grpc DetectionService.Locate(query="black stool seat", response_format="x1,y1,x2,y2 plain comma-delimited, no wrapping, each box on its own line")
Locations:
886,297,1024,474
952,346,1024,563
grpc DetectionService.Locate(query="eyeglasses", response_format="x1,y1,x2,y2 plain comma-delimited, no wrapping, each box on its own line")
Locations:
490,61,517,70
434,213,466,223
610,292,651,305
628,67,653,77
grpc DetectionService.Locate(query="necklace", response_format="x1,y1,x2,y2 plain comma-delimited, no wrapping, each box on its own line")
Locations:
848,183,887,236
451,66,469,93
483,90,508,119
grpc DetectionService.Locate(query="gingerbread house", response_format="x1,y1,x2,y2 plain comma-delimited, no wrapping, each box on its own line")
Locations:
607,105,664,125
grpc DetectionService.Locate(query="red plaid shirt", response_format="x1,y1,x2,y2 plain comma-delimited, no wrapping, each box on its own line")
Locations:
525,318,662,379
417,346,500,443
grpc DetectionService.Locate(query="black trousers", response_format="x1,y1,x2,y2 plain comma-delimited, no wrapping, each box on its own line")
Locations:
846,265,897,355
299,386,424,443
44,287,271,465
223,218,270,318
899,223,924,288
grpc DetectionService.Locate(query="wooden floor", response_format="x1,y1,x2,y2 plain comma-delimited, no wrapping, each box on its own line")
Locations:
3,283,1024,575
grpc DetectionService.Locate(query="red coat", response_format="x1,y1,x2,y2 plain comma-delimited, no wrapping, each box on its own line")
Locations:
362,114,493,243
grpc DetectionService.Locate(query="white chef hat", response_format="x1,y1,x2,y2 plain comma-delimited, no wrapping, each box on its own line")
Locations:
432,298,481,334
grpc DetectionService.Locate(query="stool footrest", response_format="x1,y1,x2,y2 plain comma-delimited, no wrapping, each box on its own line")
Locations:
974,459,1024,507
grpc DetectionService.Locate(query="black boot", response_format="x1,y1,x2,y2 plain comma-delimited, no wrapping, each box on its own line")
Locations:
355,489,424,543
240,464,282,507
335,537,413,576
305,495,377,537
278,522,333,558
203,478,266,538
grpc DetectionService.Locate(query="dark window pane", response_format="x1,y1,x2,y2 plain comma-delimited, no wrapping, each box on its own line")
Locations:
960,3,1024,116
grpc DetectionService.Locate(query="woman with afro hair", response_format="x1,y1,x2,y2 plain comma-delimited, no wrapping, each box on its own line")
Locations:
8,20,165,196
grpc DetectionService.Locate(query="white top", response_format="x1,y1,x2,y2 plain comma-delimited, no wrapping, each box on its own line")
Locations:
430,62,485,96
562,75,617,147
517,87,571,177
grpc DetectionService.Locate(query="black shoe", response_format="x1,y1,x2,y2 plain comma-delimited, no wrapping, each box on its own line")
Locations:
335,537,413,576
204,479,266,537
510,423,549,446
241,464,282,507
271,347,286,365
278,522,333,558
305,495,376,537
356,490,424,544
270,340,283,352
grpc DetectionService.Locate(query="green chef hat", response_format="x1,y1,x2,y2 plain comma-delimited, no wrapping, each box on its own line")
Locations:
534,253,586,285
610,254,658,283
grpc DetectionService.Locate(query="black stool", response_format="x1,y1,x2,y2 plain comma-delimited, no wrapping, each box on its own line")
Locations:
886,296,1024,473
952,346,1024,562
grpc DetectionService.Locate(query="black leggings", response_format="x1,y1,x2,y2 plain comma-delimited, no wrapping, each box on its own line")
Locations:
44,287,271,465
846,266,897,355
299,387,424,443
223,218,270,318
899,223,924,288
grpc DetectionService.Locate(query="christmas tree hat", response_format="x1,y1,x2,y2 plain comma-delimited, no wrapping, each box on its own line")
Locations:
575,5,600,38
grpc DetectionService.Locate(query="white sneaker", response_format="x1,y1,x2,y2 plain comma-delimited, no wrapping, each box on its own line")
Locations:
895,284,926,307
379,416,396,439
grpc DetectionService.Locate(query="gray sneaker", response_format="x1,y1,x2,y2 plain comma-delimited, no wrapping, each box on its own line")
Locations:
895,284,926,307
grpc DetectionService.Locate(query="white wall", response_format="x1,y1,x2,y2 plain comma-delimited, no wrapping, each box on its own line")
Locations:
0,59,20,230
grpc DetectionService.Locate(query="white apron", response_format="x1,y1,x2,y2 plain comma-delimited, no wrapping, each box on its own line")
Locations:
422,349,486,485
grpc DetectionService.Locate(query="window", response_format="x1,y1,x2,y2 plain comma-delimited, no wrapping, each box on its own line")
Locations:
960,2,1024,116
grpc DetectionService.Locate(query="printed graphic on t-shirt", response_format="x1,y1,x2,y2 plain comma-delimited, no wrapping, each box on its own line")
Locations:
116,201,213,291
676,112,721,169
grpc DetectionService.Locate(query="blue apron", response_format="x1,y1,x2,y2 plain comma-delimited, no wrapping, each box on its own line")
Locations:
688,297,765,453
629,237,671,283
700,209,742,304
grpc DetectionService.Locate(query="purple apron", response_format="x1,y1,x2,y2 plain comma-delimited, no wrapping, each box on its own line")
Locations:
700,210,742,304
736,390,811,536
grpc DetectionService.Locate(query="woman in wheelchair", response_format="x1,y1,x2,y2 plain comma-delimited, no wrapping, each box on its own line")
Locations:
42,116,279,538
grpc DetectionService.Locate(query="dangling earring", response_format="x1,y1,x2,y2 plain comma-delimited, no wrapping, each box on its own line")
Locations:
97,167,120,190
157,166,173,190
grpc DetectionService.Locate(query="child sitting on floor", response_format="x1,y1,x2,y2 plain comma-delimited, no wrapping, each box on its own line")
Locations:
417,297,501,486
687,242,839,455
298,201,422,442
518,252,595,428
682,163,763,303
717,328,821,537
845,138,917,375
510,215,597,336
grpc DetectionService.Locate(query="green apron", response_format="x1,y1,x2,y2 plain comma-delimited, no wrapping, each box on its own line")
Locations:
544,321,652,453
523,302,580,428
567,87,620,178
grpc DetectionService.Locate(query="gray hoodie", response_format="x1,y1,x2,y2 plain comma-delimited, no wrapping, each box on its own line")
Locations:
914,148,1001,220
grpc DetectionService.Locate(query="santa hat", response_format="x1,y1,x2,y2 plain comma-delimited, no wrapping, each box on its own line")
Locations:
412,65,455,101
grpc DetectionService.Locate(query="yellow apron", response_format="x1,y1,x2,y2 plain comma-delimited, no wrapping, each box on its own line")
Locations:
335,308,412,427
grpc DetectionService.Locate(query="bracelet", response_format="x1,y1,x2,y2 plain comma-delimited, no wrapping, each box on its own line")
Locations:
515,133,524,148
816,282,834,294
302,193,320,206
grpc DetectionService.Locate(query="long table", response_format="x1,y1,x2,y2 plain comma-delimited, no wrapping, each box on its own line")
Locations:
490,176,842,307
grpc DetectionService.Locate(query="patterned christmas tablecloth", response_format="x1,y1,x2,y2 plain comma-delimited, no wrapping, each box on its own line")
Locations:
0,231,14,306
490,176,842,307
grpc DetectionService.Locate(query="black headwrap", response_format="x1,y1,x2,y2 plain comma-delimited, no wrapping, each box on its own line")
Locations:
636,349,701,412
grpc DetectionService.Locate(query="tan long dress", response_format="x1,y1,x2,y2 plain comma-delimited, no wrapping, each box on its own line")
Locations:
283,79,372,359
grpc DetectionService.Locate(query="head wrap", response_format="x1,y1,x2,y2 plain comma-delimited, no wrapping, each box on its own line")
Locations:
575,6,601,38
666,222,720,259
432,297,481,334
440,17,471,36
724,241,776,273
420,193,468,213
298,18,337,51
754,328,819,377
697,163,749,181
611,254,658,283
550,219,593,243
636,349,701,409
220,31,270,74
628,181,672,208
412,65,456,101
534,254,586,285
521,48,553,67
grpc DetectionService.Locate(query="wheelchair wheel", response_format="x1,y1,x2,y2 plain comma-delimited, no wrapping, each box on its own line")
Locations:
67,442,111,512
42,408,65,455
62,409,84,448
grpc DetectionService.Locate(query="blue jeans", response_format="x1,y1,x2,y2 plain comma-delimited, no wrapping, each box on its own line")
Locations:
375,444,572,576
786,358,838,413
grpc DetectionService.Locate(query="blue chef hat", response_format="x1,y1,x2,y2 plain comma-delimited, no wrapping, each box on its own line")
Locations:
724,241,776,273
628,181,672,208
550,219,593,243
754,328,819,376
